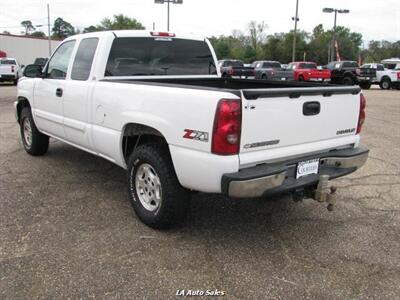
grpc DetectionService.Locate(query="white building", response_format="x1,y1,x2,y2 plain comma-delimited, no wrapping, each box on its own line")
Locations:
0,33,61,65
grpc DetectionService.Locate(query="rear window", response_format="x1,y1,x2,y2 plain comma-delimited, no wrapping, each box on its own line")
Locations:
299,63,317,69
0,59,16,65
263,62,281,69
225,60,244,67
343,61,358,68
105,37,217,76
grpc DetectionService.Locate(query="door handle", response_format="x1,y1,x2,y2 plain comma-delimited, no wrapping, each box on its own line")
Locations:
56,88,63,97
303,101,320,116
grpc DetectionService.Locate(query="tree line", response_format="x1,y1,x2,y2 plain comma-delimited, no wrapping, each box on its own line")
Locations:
9,16,400,65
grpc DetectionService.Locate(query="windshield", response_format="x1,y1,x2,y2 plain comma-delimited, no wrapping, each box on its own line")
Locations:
0,59,16,65
300,63,317,69
105,37,217,76
225,60,244,67
264,62,281,69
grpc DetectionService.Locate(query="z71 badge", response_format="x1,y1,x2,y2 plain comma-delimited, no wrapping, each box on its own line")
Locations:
183,129,209,142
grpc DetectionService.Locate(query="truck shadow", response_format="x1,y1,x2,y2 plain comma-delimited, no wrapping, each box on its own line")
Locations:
46,142,338,243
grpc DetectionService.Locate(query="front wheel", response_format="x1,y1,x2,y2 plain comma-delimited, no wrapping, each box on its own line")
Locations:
20,107,49,155
380,78,391,90
127,143,190,229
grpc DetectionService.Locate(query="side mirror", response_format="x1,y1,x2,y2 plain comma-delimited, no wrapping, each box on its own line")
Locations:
23,64,43,78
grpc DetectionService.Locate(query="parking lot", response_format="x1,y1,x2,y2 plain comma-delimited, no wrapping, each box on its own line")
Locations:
0,84,399,299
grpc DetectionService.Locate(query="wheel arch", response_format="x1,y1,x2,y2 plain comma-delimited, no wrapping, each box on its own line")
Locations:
121,123,170,166
16,96,32,122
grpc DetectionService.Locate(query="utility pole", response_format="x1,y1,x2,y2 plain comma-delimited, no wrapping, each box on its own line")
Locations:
154,0,183,31
323,7,349,62
291,0,299,62
47,3,51,56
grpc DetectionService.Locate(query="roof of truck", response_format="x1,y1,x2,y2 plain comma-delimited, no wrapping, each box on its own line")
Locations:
381,58,400,64
64,30,205,42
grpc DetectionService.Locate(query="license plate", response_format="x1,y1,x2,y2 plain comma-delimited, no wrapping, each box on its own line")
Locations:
296,159,319,179
281,77,286,80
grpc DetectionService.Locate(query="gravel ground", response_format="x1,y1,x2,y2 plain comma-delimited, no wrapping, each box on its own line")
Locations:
0,84,399,299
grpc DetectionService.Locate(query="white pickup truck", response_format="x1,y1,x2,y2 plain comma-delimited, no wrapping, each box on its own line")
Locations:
0,58,22,85
16,30,369,228
377,58,400,90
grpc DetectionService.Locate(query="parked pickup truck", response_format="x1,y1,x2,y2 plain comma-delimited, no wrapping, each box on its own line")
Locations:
0,58,22,85
218,59,254,78
356,63,385,89
16,30,369,228
377,58,400,90
253,60,293,81
327,60,359,85
288,61,331,82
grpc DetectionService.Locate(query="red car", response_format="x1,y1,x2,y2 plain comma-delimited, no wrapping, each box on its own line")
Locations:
288,61,331,82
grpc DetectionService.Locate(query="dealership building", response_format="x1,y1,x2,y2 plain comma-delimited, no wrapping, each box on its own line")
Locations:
0,33,61,65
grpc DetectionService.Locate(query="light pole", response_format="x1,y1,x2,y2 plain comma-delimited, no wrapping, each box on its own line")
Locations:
154,0,183,32
323,7,349,62
291,0,299,62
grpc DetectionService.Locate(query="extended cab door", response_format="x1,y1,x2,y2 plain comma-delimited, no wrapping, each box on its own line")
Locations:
33,40,76,139
62,38,99,150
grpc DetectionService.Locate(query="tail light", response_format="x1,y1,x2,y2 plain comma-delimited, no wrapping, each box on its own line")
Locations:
212,99,242,155
228,67,234,76
357,93,366,134
150,31,175,37
11,65,15,72
397,72,400,80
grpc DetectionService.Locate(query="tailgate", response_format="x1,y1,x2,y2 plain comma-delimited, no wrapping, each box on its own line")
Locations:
0,65,12,74
239,86,361,167
311,69,330,78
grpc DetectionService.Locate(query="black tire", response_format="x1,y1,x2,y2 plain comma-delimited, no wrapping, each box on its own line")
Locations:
13,79,18,86
359,82,371,90
343,76,354,85
298,75,304,81
127,143,190,229
19,107,49,156
261,74,267,80
394,84,400,90
380,78,391,90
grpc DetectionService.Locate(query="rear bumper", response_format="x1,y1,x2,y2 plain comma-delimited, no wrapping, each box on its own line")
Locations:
0,74,17,81
222,146,369,198
357,76,375,82
309,78,331,82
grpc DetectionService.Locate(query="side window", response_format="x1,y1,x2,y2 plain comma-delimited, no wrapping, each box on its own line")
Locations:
47,41,76,79
377,65,384,71
71,38,99,81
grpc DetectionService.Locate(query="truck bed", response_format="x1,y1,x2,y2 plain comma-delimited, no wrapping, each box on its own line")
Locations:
103,77,360,99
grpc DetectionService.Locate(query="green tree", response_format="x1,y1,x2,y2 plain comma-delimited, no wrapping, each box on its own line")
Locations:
83,14,144,33
30,31,46,38
21,20,35,35
52,17,75,39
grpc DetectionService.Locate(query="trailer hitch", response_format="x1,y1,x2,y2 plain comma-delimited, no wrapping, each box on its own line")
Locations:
313,175,336,211
292,175,337,211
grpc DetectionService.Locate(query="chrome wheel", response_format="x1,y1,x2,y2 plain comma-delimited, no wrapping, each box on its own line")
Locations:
23,117,33,147
135,163,162,212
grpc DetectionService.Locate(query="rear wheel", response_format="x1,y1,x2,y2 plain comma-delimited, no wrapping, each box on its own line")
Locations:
19,107,49,155
261,74,267,80
343,76,354,85
298,75,304,81
127,143,190,229
359,82,371,90
380,78,391,90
